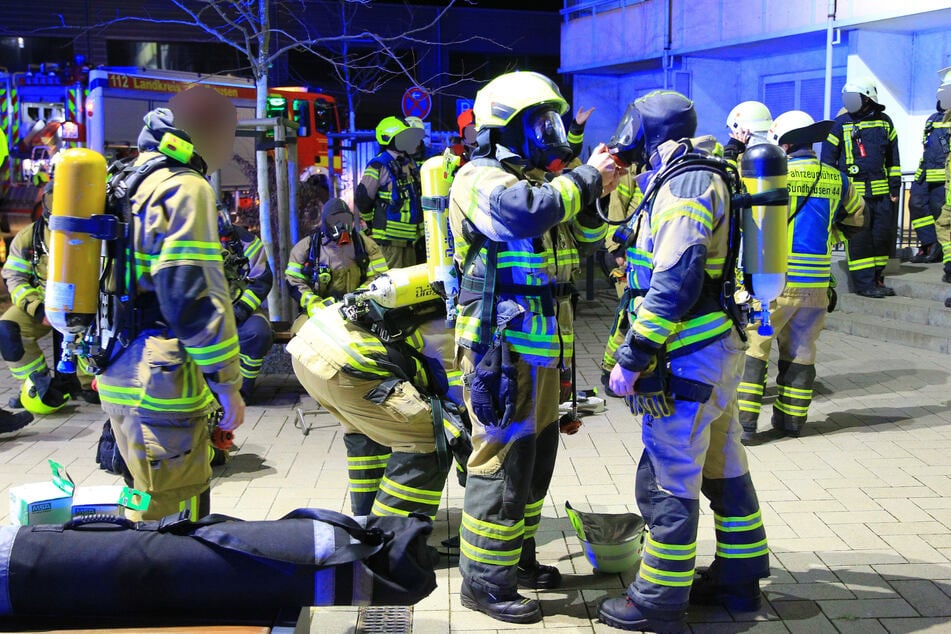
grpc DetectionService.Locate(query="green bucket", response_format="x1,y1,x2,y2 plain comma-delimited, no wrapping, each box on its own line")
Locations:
566,500,646,574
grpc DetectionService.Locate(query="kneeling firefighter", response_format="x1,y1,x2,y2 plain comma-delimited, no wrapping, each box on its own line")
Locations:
288,264,470,518
285,198,388,331
448,70,619,624
81,87,244,520
218,207,274,400
601,91,772,632
0,182,96,417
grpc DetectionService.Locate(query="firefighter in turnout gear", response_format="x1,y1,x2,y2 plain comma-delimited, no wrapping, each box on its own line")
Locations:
285,198,388,331
288,294,469,519
600,91,770,632
909,102,950,264
98,86,244,521
821,79,901,298
0,211,96,415
738,111,865,443
218,208,274,401
354,116,425,268
723,101,773,164
931,68,951,291
448,71,619,624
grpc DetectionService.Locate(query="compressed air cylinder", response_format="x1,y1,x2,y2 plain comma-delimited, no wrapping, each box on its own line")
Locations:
364,264,439,308
420,153,460,297
740,143,788,336
46,148,107,336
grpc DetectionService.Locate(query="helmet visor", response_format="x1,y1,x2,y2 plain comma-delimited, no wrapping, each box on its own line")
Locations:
526,109,568,149
608,102,646,167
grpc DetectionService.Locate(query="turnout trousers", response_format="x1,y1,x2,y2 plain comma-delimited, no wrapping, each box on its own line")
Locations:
738,292,826,435
458,348,560,594
292,356,449,519
629,331,769,615
846,194,896,291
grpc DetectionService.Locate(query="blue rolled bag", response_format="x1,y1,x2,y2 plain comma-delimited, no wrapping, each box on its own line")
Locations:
0,508,435,628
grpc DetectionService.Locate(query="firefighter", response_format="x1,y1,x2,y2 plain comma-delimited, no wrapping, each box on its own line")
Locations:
97,86,244,521
909,100,950,264
723,101,773,164
285,197,388,331
354,116,425,268
821,79,901,298
738,111,865,443
448,71,618,624
599,91,769,632
0,205,97,414
218,207,274,401
288,293,467,519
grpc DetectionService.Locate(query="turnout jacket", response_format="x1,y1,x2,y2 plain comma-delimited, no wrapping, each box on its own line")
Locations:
285,232,387,316
615,136,735,372
1,221,49,320
821,107,901,198
447,146,604,368
915,110,951,183
223,226,272,320
354,150,423,242
783,150,865,299
98,151,240,417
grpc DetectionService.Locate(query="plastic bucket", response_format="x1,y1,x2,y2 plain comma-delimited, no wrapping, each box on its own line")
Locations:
565,500,646,574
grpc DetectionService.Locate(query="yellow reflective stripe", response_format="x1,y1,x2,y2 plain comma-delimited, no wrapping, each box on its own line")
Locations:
738,402,762,413
523,499,544,519
158,240,222,264
364,168,379,180
98,383,215,411
11,284,39,304
774,400,809,416
3,256,31,273
567,130,583,145
716,538,769,559
738,381,763,395
667,313,731,351
371,499,413,517
459,539,521,566
779,386,812,398
185,334,240,366
651,200,714,233
825,133,839,146
347,454,391,465
549,174,582,220
461,512,524,541
644,534,697,561
638,562,695,587
714,510,763,532
378,476,443,505
244,238,263,260
633,307,677,344
11,356,46,380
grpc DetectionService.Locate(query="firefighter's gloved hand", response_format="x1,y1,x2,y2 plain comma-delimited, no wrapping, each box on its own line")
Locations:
215,388,245,431
469,343,517,428
27,301,45,324
632,371,673,418
232,302,252,326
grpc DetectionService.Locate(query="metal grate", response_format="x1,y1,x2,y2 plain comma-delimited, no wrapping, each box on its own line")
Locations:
355,605,413,634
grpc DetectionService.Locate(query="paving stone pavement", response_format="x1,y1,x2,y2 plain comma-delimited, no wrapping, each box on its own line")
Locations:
2,286,951,632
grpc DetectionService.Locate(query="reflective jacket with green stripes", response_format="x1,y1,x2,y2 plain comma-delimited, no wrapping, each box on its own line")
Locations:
615,137,735,372
354,150,423,243
915,110,951,183
1,221,49,320
782,151,865,301
98,152,241,418
223,226,272,319
447,147,605,368
821,108,901,198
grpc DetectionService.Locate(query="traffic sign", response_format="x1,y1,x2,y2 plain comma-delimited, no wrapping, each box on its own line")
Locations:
402,86,432,120
456,98,474,118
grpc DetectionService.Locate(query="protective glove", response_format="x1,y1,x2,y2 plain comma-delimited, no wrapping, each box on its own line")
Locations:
232,302,252,326
631,370,673,418
214,387,245,431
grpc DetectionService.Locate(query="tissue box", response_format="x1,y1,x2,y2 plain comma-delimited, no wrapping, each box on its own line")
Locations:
9,460,75,526
71,485,150,517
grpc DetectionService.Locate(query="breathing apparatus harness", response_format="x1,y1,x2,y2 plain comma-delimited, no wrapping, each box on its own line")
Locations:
371,151,422,238
301,228,369,300
600,143,787,343
63,133,205,374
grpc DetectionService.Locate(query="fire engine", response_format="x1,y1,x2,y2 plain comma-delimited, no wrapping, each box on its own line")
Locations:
0,63,341,239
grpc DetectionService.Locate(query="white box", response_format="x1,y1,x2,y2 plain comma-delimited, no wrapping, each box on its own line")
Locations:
71,485,150,517
9,460,74,526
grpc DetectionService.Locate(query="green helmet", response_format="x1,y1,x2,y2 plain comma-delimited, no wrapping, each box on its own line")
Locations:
473,71,568,130
21,371,70,416
375,116,425,153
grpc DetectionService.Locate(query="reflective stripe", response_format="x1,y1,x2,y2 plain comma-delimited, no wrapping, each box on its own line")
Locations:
567,130,583,145
98,383,215,412
714,510,763,532
11,355,46,381
716,538,769,559
643,534,696,561
371,498,412,517
549,174,582,220
459,538,521,566
774,400,809,416
11,283,39,305
667,312,731,352
651,200,714,233
185,334,240,367
461,511,524,541
638,561,695,587
633,307,677,345
524,498,544,520
738,381,763,395
156,240,222,265
3,256,31,274
377,476,442,506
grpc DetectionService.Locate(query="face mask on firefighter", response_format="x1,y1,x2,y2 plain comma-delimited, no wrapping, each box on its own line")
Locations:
609,102,647,168
523,107,571,172
322,211,353,245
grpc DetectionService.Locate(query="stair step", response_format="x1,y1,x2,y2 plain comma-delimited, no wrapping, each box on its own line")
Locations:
824,311,951,354
834,293,951,328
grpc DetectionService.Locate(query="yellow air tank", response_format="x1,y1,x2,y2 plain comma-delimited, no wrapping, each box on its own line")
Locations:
740,143,788,336
363,264,439,308
420,152,460,324
46,148,107,336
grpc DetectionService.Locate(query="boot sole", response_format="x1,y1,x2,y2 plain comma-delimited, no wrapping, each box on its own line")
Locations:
460,593,542,624
598,609,686,633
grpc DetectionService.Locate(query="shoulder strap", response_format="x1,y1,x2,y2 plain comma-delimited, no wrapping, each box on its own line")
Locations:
787,162,823,226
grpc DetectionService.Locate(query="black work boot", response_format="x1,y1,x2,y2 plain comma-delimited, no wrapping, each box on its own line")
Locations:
598,594,686,632
689,565,763,612
459,580,541,624
0,408,33,434
517,537,562,589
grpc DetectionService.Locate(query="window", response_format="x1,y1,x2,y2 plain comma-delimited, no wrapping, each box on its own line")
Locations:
762,70,845,121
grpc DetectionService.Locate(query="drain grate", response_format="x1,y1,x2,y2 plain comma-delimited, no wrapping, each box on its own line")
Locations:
355,605,413,633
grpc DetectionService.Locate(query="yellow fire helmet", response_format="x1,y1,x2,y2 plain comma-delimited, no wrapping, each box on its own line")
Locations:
473,71,568,130
375,116,425,153
20,372,70,416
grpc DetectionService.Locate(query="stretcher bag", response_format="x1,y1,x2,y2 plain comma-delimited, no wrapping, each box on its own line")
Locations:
0,507,435,629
